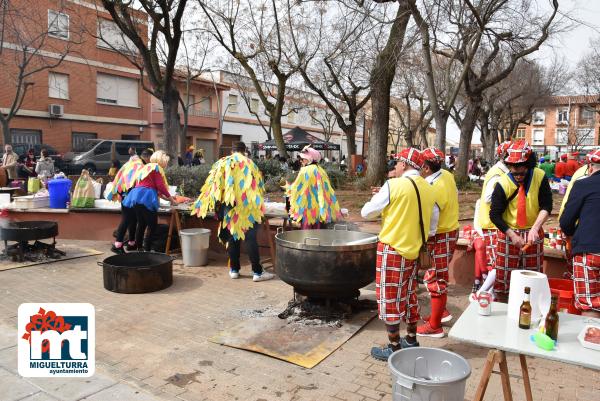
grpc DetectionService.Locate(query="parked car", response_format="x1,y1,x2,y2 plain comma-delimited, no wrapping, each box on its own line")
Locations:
67,139,155,174
0,143,66,171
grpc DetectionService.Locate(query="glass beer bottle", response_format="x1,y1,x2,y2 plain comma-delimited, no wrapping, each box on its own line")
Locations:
545,294,560,341
519,286,532,329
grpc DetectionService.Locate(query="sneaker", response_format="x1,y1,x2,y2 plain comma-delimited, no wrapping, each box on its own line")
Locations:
110,245,125,255
125,243,137,252
370,344,399,361
400,337,420,349
421,309,453,324
417,322,445,338
253,271,275,282
229,270,240,279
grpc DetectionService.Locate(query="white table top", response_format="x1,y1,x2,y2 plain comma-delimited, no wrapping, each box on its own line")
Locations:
449,302,600,371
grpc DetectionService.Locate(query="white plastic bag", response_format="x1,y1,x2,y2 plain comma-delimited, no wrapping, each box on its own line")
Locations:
103,182,114,200
92,180,102,199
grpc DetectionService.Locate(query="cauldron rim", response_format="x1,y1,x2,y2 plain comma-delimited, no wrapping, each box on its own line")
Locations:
100,252,174,269
275,229,378,252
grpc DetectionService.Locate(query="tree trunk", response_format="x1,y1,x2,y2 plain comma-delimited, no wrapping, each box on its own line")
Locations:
366,1,411,186
271,118,285,157
181,108,189,159
162,87,182,161
434,112,448,151
420,126,429,148
456,100,481,183
344,125,357,159
0,119,9,146
404,129,414,148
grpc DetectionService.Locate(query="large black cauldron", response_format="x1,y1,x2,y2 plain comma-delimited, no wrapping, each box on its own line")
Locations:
275,228,377,299
100,252,173,294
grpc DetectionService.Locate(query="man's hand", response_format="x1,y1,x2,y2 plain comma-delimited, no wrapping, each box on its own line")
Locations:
508,229,525,248
527,228,540,244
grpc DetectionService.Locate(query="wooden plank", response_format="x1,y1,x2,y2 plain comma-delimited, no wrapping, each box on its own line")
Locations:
498,350,514,401
473,349,498,401
519,354,534,401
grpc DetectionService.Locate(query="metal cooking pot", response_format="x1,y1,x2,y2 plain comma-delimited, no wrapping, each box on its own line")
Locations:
275,226,378,299
0,221,58,242
100,252,173,294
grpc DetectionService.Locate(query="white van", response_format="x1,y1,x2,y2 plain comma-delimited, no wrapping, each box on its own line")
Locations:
68,139,154,174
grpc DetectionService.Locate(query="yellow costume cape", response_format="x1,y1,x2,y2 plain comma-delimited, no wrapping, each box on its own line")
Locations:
132,162,169,189
289,164,341,227
106,158,143,202
191,153,265,241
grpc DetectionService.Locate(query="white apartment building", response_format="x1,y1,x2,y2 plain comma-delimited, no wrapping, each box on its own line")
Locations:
205,70,364,158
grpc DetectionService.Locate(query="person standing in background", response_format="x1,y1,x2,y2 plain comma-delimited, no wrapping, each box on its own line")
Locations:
565,153,580,180
555,154,567,181
1,144,18,183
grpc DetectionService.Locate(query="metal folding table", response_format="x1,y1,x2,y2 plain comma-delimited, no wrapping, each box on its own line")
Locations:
449,302,600,401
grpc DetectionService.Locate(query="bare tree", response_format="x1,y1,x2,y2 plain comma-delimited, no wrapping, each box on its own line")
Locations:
0,1,82,144
289,1,375,158
100,0,188,159
198,0,302,157
407,0,483,152
450,0,560,182
365,0,413,186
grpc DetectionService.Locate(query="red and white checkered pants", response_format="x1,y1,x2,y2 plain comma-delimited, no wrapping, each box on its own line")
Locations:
424,230,458,297
494,229,544,296
375,242,419,324
482,229,498,272
572,253,600,312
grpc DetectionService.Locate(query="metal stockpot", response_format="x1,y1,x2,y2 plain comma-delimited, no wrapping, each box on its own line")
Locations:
100,252,173,294
275,226,377,299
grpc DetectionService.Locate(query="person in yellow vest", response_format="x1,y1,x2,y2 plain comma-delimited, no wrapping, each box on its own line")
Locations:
472,141,511,299
417,148,459,338
490,141,553,301
361,148,438,360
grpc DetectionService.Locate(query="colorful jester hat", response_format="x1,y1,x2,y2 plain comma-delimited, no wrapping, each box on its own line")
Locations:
289,163,341,227
190,152,265,241
106,157,144,202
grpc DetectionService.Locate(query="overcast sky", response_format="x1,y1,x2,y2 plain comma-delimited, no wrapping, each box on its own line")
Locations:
449,0,600,144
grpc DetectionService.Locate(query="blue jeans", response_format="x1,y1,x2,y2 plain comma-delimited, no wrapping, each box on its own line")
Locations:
227,223,262,274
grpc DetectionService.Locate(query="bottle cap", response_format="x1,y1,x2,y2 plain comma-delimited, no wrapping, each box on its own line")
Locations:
524,286,531,294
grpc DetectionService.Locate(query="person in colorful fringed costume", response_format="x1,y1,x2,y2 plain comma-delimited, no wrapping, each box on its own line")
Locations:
289,146,341,229
191,141,274,282
107,149,153,254
122,150,179,252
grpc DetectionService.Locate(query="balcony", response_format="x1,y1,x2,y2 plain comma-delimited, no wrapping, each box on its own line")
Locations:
150,106,219,129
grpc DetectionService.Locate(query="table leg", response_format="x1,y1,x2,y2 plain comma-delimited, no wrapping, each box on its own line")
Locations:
519,354,534,401
263,218,276,267
166,210,175,256
473,350,497,401
498,351,514,401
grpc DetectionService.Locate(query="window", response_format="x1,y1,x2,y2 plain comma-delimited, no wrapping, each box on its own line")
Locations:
199,97,211,112
580,107,595,125
121,135,142,141
250,98,259,114
97,73,138,107
576,129,595,146
48,10,69,40
532,128,544,145
555,128,569,145
10,129,42,145
228,94,238,112
287,110,296,124
514,128,526,140
97,19,136,53
532,109,545,125
557,108,569,124
48,72,69,99
185,95,196,111
93,141,112,155
72,132,97,152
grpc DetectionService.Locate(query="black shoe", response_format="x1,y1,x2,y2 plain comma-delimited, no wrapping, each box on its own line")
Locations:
125,243,137,252
111,245,125,255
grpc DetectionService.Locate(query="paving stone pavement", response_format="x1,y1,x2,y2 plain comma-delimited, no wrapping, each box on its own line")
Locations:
0,240,598,401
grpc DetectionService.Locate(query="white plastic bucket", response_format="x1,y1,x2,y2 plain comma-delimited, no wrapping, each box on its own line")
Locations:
180,228,211,267
388,347,471,401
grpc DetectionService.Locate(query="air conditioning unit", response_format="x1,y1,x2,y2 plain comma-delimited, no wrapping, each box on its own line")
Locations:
49,104,64,117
